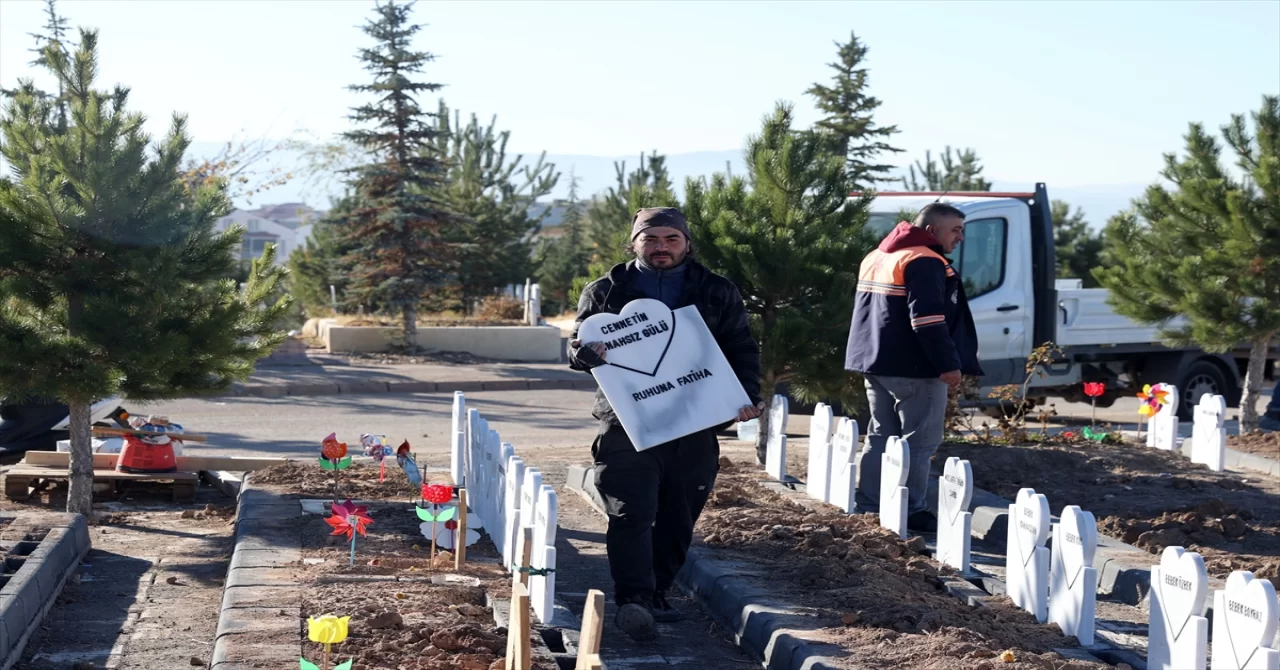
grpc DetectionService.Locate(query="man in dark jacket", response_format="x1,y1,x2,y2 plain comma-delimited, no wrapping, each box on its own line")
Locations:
844,202,983,532
569,206,764,641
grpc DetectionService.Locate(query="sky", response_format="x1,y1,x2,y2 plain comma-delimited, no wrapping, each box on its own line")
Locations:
1,0,1278,221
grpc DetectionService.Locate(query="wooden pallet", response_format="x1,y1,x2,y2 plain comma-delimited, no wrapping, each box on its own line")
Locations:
21,451,286,472
3,464,199,503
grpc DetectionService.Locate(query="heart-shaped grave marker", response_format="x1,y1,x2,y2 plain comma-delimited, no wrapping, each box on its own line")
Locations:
828,418,859,513
1058,505,1097,591
806,403,834,503
577,298,676,377
1013,488,1050,568
939,457,972,527
1214,570,1279,670
878,437,909,537
1158,546,1209,644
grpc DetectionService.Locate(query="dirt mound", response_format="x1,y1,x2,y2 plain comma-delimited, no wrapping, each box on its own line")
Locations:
249,459,426,500
1229,430,1280,460
698,463,1109,669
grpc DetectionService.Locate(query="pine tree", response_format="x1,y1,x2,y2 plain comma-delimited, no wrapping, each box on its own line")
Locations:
338,0,453,341
685,102,874,463
1051,200,1103,287
903,146,992,191
534,172,589,311
571,152,679,304
433,101,559,311
1094,95,1280,430
805,31,902,189
13,0,72,126
0,31,290,516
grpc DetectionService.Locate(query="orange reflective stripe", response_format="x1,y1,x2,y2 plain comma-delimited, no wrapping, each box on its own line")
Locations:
911,315,946,328
859,245,953,293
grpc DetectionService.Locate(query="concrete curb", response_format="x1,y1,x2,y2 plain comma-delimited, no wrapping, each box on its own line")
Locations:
1174,439,1280,478
211,475,305,670
216,377,598,399
566,467,847,670
0,512,92,669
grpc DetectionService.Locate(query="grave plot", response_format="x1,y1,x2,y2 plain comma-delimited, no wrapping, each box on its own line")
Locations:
1228,429,1280,460
695,460,1112,669
935,439,1280,588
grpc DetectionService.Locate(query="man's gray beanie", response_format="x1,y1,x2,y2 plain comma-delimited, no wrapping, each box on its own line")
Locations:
630,207,691,241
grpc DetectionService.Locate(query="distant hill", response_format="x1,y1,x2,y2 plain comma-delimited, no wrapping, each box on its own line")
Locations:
184,142,1146,231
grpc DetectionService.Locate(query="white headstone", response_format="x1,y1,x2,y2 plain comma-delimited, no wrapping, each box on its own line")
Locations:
1191,394,1226,472
765,394,789,480
1006,487,1051,622
769,393,788,446
1147,546,1209,670
1211,570,1280,670
520,468,543,533
879,436,909,539
934,457,973,573
806,404,834,503
1147,384,1180,451
483,429,502,526
502,455,526,571
529,545,557,625
491,442,514,556
576,299,751,450
828,418,859,513
529,283,542,326
535,485,558,547
451,392,467,485
1049,505,1098,645
466,409,485,492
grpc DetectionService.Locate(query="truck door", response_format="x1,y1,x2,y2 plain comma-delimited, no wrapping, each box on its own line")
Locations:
948,204,1035,386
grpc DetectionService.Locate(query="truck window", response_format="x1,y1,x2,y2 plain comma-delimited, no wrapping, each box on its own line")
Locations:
948,217,1007,298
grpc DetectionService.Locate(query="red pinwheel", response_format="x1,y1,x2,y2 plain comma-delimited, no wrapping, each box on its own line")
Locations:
1083,382,1105,398
325,499,373,541
422,484,452,505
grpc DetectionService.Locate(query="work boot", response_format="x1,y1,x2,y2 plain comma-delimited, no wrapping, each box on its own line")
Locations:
907,510,938,533
615,602,657,642
651,591,685,623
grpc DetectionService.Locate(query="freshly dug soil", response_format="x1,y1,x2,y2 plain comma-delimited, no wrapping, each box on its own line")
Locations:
696,462,1109,670
1229,430,1280,460
250,459,427,500
303,578,555,670
298,502,501,576
936,440,1280,588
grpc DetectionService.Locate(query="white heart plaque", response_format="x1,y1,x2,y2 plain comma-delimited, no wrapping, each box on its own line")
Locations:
578,298,676,377
1057,505,1097,591
1013,488,1050,568
1220,570,1279,669
939,457,972,526
832,418,858,473
884,437,908,488
1158,546,1209,644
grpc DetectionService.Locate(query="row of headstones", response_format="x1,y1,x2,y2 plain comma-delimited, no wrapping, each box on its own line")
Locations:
449,391,560,625
759,395,1278,666
1148,383,1229,473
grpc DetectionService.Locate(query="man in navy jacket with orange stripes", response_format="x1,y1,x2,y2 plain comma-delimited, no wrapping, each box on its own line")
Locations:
845,202,983,532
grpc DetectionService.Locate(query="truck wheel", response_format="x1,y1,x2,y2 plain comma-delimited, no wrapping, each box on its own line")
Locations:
1176,360,1229,421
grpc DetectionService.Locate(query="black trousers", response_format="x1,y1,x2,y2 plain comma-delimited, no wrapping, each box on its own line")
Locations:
591,421,720,606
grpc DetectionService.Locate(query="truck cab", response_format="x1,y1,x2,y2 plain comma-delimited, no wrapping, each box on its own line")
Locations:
861,183,1271,420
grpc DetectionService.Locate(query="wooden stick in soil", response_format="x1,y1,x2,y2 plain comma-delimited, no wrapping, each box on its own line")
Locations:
506,581,532,670
455,489,468,569
575,589,605,670
506,526,534,669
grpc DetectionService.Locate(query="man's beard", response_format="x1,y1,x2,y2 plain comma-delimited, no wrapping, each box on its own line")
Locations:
643,250,684,267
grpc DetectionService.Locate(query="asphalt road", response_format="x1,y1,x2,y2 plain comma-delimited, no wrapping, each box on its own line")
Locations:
137,389,601,460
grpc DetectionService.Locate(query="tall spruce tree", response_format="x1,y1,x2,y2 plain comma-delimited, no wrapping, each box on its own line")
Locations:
1051,200,1103,287
0,31,290,515
685,102,874,463
571,152,679,304
1095,96,1280,430
806,31,902,189
903,146,992,191
534,172,589,311
338,0,453,341
433,101,558,311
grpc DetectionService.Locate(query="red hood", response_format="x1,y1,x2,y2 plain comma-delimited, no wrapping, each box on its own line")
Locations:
878,221,942,253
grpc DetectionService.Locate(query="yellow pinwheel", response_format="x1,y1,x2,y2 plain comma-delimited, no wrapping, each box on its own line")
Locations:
302,615,351,670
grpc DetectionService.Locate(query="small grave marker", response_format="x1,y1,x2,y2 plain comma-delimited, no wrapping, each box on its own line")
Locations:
765,394,789,481
1049,505,1098,645
1147,384,1180,451
806,403,834,502
878,436,909,539
828,418,859,513
1006,487,1051,622
1210,570,1279,670
1191,394,1226,472
451,392,466,485
503,455,526,571
934,456,973,573
1147,546,1209,670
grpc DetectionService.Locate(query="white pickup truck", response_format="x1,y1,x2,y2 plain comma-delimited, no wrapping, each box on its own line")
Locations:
862,184,1277,420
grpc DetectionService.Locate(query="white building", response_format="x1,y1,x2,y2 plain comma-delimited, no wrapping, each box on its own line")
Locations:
213,203,325,265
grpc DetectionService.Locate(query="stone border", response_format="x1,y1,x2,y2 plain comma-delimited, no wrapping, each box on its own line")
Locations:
218,377,597,398
0,512,92,669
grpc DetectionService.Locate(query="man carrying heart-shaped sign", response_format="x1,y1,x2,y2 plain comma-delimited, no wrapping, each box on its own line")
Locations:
568,206,763,642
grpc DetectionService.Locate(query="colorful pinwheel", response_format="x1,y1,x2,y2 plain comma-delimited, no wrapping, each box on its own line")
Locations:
1083,382,1106,430
300,614,352,670
361,433,391,481
1137,384,1170,417
396,440,422,488
415,494,456,565
319,433,352,502
326,500,373,565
